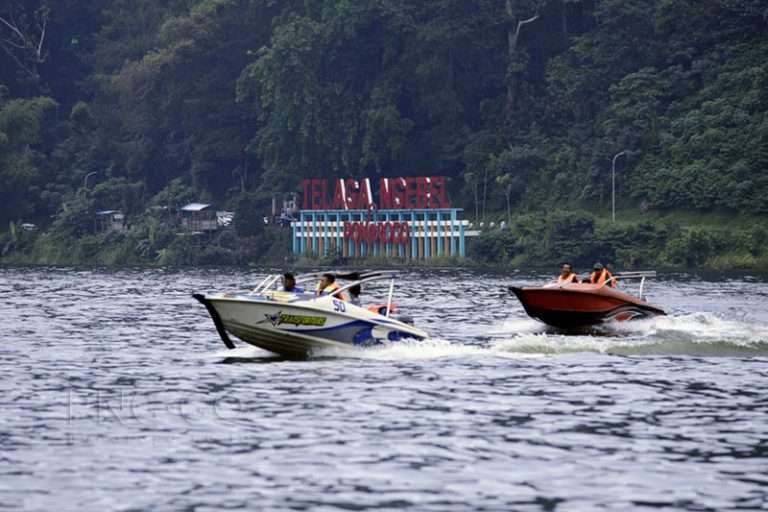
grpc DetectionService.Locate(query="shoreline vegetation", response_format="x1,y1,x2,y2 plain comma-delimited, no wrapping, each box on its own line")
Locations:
3,209,766,271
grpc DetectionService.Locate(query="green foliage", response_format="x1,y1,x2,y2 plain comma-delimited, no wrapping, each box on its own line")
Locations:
470,228,519,264
663,229,723,267
49,192,95,239
0,96,57,226
1,0,767,267
91,178,144,213
149,178,195,209
234,193,266,238
468,212,768,270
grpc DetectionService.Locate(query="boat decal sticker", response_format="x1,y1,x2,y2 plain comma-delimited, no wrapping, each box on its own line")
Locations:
277,313,327,327
264,311,282,326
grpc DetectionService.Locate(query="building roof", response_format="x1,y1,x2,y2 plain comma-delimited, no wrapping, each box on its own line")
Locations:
181,203,211,212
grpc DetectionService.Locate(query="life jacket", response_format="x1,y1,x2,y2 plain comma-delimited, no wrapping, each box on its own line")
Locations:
367,303,397,315
557,273,578,284
589,269,616,287
316,282,348,301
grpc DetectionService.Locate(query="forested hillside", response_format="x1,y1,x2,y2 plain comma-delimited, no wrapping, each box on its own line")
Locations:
1,0,766,267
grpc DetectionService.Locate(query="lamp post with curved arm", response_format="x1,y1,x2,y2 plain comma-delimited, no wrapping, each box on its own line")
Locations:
611,151,627,222
83,171,97,190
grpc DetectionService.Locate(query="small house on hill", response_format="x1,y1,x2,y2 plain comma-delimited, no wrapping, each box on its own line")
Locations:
180,203,218,232
95,210,126,233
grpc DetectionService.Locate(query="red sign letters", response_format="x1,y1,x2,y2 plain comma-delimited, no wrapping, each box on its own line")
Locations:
343,221,411,245
301,176,450,210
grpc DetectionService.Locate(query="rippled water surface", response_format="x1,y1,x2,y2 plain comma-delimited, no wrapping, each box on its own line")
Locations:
2,267,768,511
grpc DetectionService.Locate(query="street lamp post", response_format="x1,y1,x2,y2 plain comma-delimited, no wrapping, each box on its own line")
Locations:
83,171,97,190
611,151,627,222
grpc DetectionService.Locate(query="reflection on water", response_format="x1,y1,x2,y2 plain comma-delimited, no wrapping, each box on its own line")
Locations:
1,266,767,511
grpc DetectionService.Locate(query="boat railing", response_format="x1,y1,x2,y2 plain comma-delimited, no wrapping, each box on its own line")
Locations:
608,271,657,300
292,270,399,286
294,271,331,285
329,272,400,317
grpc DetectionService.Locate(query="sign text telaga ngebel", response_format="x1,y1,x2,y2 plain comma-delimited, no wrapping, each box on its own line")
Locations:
301,177,450,211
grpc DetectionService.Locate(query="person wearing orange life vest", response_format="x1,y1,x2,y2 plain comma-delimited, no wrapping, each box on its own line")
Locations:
315,273,349,301
586,262,616,287
556,263,579,284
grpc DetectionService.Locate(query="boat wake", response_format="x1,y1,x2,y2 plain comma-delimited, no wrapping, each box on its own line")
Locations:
312,338,488,360
208,337,543,362
490,312,768,357
205,313,768,361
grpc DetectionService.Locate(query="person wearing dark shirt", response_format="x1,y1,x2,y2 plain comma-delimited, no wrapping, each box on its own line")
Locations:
282,272,304,293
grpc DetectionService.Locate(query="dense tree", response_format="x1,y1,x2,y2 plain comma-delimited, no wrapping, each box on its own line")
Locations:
0,94,56,226
0,0,766,265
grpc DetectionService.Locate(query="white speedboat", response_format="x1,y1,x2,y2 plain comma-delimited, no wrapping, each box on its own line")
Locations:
194,271,428,357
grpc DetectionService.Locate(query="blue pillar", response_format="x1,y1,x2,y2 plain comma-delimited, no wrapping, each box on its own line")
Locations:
372,210,379,257
348,212,354,257
360,211,366,257
321,213,327,257
411,211,417,259
312,212,318,256
459,219,466,257
436,210,442,257
385,211,391,257
292,219,298,254
422,210,432,260
300,212,307,255
450,209,457,256
334,212,344,254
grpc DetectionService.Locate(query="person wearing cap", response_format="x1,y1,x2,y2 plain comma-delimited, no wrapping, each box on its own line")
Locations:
556,263,579,284
282,272,304,293
586,262,616,287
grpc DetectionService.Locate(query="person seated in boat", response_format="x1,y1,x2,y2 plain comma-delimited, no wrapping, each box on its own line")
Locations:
315,273,349,300
282,272,304,293
586,262,616,287
556,263,579,284
347,272,362,306
368,303,397,315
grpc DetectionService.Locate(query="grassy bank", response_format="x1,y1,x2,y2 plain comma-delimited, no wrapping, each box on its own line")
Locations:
2,210,767,270
468,210,768,271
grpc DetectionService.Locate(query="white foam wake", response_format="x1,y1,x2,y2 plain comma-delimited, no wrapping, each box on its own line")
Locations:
611,312,768,345
487,312,768,357
313,337,488,360
204,312,768,360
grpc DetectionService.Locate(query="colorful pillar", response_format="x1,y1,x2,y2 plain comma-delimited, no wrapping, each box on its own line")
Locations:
292,220,298,253
450,209,457,256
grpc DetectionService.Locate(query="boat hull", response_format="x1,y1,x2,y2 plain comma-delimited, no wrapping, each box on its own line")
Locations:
194,293,427,357
510,283,665,329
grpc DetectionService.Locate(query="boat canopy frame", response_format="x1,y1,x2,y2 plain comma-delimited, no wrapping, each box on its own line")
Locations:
249,270,402,316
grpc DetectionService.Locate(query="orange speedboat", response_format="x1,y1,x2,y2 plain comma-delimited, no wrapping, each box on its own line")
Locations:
510,272,665,329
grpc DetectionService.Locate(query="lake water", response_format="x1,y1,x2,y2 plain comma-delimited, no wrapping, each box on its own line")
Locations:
2,267,767,511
